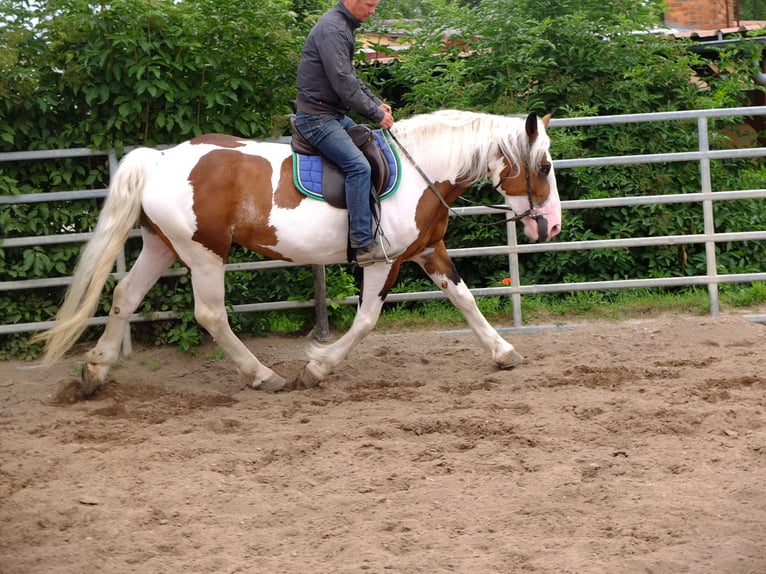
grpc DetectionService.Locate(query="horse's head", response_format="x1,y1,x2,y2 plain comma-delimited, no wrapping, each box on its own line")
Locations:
492,113,561,242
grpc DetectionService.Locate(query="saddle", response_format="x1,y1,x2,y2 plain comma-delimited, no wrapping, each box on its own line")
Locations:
290,118,400,209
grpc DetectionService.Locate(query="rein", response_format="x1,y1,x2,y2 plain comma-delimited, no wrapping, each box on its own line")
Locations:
386,129,538,227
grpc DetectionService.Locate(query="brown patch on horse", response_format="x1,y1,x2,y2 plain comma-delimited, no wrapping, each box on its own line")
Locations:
412,182,462,248
188,150,286,260
422,241,461,284
274,157,306,210
139,212,183,261
497,158,551,206
189,133,247,149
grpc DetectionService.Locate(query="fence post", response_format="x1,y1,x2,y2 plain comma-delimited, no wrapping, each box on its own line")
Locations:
506,219,523,328
697,117,719,316
312,265,331,341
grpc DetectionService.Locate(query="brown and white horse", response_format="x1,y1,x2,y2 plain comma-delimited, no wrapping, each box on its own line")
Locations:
35,109,562,394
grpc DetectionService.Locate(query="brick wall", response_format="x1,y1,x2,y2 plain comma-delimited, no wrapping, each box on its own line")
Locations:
664,0,738,29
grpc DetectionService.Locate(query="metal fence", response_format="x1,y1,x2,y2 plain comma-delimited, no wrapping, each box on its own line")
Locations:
2,106,765,347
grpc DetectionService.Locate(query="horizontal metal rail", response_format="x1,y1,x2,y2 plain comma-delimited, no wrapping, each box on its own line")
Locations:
3,196,764,294
1,106,765,338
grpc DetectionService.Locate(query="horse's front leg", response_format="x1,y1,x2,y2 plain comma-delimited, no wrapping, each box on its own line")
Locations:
297,263,397,388
416,241,523,369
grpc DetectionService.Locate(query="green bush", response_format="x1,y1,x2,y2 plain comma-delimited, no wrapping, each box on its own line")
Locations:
1,0,764,358
364,0,765,293
0,0,305,357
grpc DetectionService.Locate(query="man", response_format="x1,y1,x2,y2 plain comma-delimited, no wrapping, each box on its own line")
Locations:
294,0,404,266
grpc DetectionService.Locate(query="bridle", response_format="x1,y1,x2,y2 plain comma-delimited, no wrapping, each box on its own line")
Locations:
482,160,540,223
387,130,547,232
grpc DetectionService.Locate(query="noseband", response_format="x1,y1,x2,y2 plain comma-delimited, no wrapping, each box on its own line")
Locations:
487,158,549,240
490,159,537,223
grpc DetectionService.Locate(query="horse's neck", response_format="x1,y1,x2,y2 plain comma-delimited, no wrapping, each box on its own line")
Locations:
395,124,491,186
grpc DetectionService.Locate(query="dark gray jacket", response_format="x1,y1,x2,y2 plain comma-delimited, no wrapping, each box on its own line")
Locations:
296,2,384,123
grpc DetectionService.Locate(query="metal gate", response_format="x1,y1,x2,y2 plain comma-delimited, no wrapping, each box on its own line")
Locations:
2,106,765,348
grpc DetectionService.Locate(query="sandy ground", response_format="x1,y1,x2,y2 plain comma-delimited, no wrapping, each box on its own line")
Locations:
1,313,765,574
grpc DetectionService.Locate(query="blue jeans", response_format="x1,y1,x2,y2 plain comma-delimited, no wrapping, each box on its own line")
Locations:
293,111,373,249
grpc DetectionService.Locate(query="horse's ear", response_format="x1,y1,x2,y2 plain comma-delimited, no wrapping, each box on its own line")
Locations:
542,113,552,128
525,112,539,141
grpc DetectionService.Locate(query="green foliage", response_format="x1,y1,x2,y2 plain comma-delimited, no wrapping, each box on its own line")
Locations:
721,282,766,307
375,0,449,19
517,287,712,321
1,0,764,358
0,0,303,357
740,0,766,19
364,0,765,294
1,0,299,150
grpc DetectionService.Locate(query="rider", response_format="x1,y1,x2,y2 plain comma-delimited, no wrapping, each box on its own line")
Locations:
294,0,404,266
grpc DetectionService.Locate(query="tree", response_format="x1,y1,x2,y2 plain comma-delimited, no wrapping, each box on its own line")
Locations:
1,0,763,358
362,0,765,287
740,0,766,19
0,0,305,358
1,0,301,150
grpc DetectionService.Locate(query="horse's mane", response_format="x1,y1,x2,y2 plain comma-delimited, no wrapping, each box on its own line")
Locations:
390,110,550,185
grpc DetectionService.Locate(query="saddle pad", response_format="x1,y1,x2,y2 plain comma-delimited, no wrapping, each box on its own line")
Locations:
292,129,401,202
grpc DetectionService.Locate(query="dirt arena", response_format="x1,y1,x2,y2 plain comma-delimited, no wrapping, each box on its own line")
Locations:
1,313,765,573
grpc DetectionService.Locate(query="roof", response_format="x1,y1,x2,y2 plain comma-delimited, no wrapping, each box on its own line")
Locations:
659,20,766,41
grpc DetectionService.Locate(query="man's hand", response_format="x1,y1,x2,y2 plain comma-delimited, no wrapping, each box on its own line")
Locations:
379,103,394,129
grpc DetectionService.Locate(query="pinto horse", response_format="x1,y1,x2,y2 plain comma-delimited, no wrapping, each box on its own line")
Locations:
34,109,562,395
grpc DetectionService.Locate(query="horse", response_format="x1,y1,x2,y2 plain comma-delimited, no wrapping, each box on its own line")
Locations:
33,109,562,395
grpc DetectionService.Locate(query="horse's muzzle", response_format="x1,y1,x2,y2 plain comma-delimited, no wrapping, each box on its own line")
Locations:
535,214,549,242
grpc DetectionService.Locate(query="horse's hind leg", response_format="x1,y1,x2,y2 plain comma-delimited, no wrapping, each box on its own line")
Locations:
416,242,523,369
82,229,177,395
185,248,286,391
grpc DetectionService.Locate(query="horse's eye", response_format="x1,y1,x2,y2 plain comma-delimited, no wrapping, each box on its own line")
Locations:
539,163,551,176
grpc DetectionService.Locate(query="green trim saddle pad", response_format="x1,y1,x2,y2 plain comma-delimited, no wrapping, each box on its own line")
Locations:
292,129,401,208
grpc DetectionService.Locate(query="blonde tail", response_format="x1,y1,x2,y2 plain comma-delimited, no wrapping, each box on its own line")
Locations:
31,147,161,364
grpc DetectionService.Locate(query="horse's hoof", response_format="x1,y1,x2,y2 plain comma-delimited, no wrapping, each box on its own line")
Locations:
80,363,103,398
497,349,524,370
251,372,287,392
292,366,321,390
